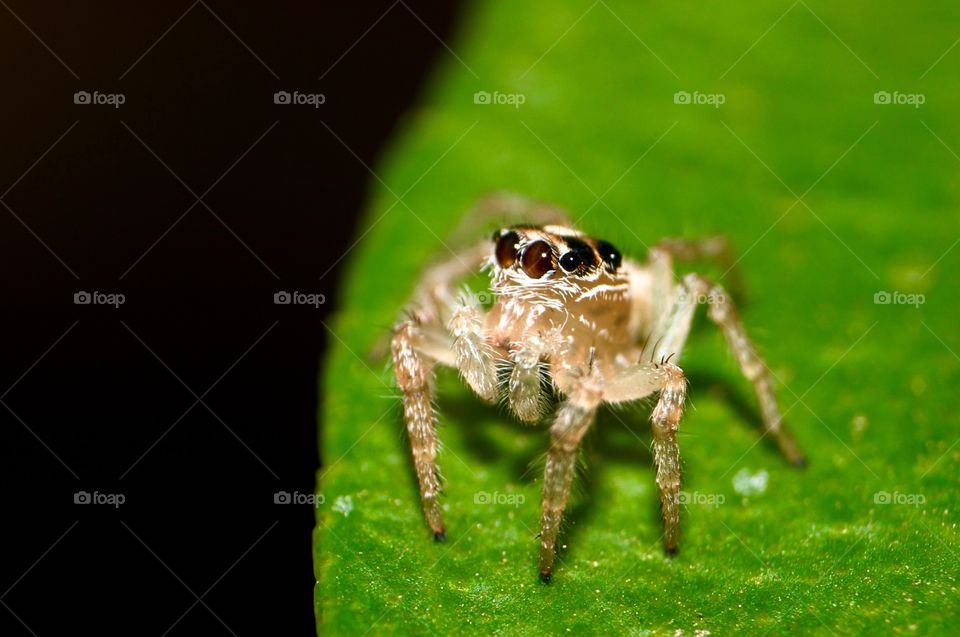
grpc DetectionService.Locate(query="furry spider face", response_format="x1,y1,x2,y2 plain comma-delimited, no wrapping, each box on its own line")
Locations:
484,225,633,375
485,224,631,351
490,225,623,282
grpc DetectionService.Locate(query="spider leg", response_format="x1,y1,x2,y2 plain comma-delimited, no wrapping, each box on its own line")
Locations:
449,300,498,403
649,235,745,300
695,274,805,466
409,240,491,325
508,333,554,423
653,273,806,467
538,368,602,582
606,362,688,553
648,363,687,553
391,319,445,540
390,241,493,541
368,239,490,361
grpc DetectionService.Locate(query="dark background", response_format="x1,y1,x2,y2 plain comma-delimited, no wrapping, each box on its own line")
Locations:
0,2,461,634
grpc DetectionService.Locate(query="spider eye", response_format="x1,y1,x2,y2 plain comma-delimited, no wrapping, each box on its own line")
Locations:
520,240,554,278
559,238,597,273
559,251,582,272
596,240,622,271
494,231,520,268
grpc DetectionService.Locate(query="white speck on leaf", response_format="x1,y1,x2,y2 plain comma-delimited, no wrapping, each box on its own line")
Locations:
332,495,353,517
733,468,769,496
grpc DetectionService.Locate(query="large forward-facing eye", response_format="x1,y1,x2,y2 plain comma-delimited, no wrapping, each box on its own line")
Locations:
595,240,622,272
520,240,554,278
494,230,520,268
558,238,597,273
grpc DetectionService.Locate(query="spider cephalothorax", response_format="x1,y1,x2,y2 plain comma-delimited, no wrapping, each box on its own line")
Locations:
484,226,634,420
391,195,805,582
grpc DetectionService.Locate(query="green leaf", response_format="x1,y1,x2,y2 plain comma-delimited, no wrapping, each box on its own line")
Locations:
315,1,960,633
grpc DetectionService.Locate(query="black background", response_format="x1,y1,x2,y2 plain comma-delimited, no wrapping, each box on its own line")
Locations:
0,2,461,634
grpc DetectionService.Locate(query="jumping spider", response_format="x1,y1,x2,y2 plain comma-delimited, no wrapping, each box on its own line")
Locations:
391,194,805,582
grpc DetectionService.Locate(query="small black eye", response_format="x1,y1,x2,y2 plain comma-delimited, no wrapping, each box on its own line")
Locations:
596,240,622,271
520,240,554,278
494,231,520,268
559,251,582,272
558,238,597,273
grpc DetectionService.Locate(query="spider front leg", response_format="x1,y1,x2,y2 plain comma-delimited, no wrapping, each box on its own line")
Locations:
391,319,446,540
508,332,558,423
449,300,498,403
538,368,602,582
607,362,688,553
649,364,687,552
